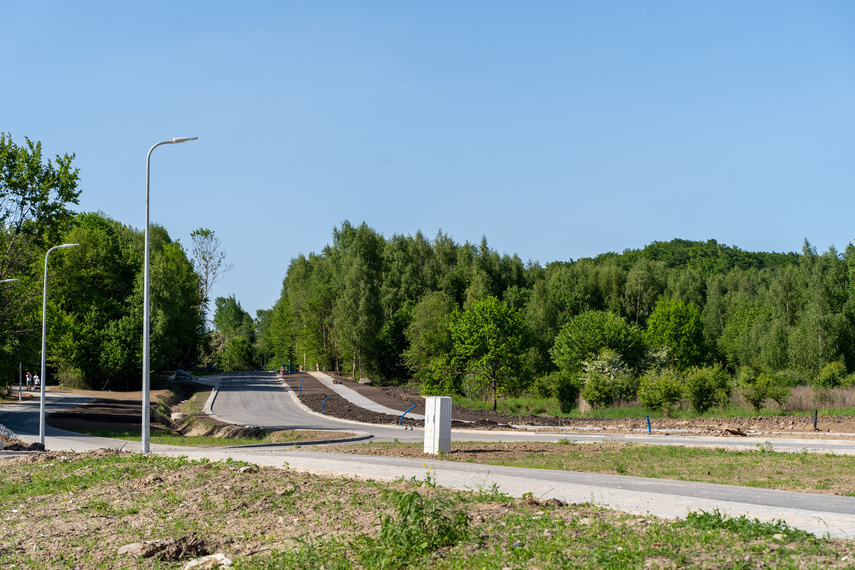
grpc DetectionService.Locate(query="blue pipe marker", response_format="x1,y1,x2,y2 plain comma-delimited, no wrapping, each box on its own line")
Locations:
399,404,417,425
321,396,332,412
646,415,651,434
299,377,304,395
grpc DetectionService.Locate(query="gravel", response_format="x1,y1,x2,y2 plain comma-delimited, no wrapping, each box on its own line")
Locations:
0,423,18,439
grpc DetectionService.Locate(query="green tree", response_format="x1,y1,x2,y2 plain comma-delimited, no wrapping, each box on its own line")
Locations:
447,296,528,410
550,310,646,375
404,291,457,394
48,214,202,389
623,258,667,326
646,298,706,369
331,221,384,379
0,134,82,377
212,294,256,370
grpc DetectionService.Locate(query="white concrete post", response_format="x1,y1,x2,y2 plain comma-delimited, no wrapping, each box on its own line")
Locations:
424,396,452,454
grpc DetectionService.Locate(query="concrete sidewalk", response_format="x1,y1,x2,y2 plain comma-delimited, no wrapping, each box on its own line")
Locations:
301,371,426,420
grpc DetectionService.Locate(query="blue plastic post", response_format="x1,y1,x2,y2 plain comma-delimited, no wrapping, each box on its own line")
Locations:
321,396,332,411
299,377,304,395
646,415,651,434
399,404,417,425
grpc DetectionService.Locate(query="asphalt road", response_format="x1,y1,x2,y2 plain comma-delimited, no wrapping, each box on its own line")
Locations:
2,372,854,538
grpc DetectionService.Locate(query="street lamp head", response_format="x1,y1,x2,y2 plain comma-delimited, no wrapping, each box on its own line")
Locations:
57,243,80,249
171,137,198,144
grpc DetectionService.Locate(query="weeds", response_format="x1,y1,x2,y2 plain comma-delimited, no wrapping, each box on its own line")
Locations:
682,509,815,541
355,490,470,568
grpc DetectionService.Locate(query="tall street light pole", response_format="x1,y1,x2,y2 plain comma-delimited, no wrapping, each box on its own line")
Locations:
143,137,198,453
39,244,80,445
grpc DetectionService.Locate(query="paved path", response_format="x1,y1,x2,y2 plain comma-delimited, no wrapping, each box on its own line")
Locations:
311,371,425,420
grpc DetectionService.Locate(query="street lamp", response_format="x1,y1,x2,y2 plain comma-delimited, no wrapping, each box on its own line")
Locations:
143,137,198,453
39,244,80,445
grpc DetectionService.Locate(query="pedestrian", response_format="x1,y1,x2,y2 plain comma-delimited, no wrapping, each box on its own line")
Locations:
33,374,40,391
25,371,32,391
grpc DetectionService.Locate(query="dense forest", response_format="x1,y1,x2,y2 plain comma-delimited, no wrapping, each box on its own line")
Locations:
244,220,855,413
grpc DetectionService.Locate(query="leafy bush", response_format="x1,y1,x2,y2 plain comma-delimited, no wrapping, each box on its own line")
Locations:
816,361,847,389
579,349,638,409
684,364,732,414
638,369,684,415
554,373,582,413
741,371,791,412
581,370,615,409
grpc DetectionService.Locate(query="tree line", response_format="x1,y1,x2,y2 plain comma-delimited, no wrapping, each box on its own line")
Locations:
7,132,855,411
249,220,855,412
0,133,206,391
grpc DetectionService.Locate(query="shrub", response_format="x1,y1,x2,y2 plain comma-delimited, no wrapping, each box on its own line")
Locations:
684,364,732,414
578,349,637,409
816,361,847,389
581,370,614,409
638,369,684,415
741,372,791,412
554,373,583,413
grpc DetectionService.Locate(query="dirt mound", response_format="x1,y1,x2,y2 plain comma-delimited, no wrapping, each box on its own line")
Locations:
180,421,266,439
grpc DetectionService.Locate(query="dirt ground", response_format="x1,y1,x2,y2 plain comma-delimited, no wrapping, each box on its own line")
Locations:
293,372,855,439
2,372,854,452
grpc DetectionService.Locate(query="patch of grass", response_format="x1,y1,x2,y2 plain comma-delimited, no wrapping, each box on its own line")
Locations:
682,509,815,541
66,427,349,447
454,394,568,417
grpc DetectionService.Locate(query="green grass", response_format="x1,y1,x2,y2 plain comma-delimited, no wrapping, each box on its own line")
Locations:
334,439,855,496
68,427,331,447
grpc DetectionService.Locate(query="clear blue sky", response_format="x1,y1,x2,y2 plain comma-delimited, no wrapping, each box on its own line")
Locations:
4,2,854,317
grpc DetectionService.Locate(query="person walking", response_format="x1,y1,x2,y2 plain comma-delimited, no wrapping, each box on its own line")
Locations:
33,374,40,391
25,371,32,391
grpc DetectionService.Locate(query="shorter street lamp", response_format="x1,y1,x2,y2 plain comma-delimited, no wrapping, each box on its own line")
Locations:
39,244,80,445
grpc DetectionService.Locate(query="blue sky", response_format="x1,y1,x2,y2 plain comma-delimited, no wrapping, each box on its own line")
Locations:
4,2,854,317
